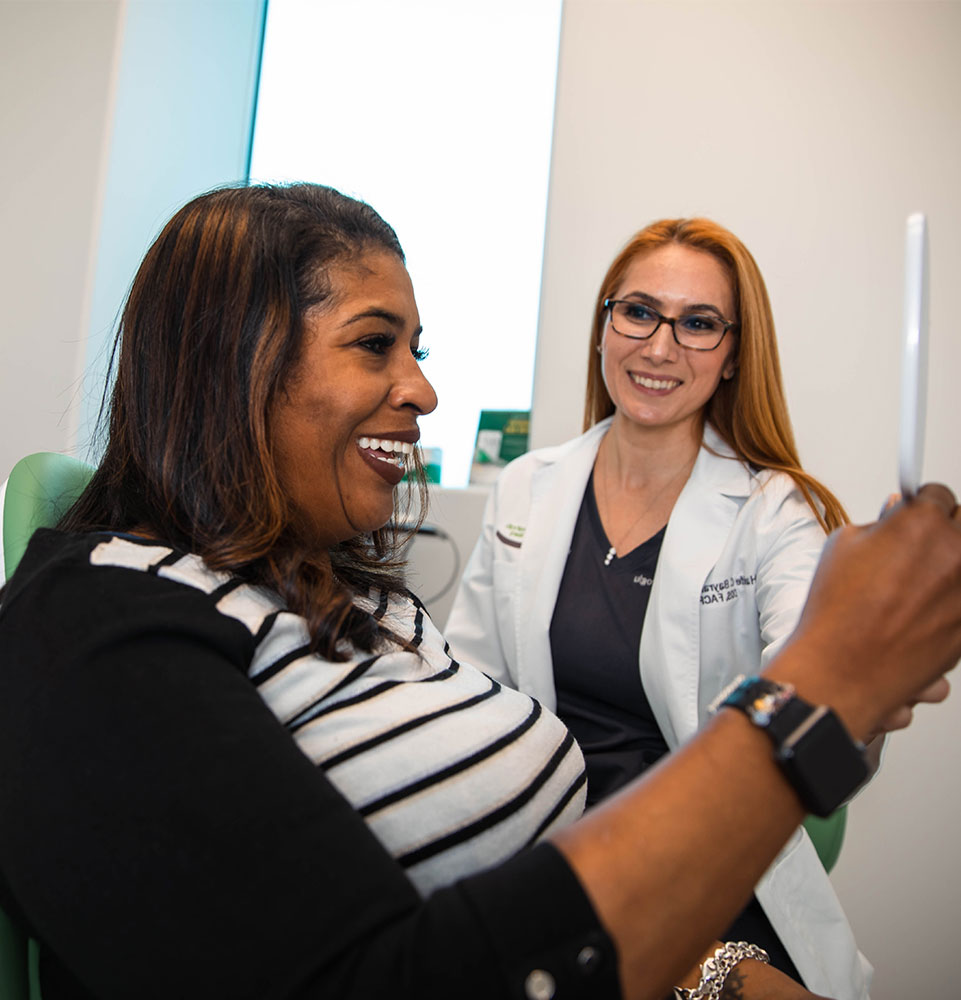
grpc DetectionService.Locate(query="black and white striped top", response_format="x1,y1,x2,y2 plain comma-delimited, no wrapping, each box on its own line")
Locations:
89,534,587,895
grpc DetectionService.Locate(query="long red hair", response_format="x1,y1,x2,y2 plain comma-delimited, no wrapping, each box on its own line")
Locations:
583,218,846,531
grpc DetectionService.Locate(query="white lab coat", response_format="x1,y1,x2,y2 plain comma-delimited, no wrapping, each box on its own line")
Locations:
446,418,872,999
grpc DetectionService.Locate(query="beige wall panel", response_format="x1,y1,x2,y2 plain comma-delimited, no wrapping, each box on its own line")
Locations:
0,1,123,475
534,3,961,995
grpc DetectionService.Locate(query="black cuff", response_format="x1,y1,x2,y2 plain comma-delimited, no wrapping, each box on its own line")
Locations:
458,842,621,999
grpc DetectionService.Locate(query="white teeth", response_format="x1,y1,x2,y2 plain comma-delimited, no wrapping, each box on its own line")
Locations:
357,437,415,460
630,374,679,390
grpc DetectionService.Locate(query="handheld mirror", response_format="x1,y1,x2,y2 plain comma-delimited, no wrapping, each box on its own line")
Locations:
898,212,929,499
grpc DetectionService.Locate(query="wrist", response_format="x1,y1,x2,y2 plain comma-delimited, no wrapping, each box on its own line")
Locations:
761,638,876,743
673,941,770,1000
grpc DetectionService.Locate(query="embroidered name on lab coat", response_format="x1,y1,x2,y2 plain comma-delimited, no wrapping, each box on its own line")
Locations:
699,573,756,605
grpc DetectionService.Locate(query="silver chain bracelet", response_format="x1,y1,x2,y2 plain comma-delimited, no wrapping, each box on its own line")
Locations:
673,941,770,1000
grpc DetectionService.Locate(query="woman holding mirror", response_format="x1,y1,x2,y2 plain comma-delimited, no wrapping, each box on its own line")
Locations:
1,191,957,1000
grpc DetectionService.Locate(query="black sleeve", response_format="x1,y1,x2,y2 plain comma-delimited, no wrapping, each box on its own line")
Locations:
0,540,620,1000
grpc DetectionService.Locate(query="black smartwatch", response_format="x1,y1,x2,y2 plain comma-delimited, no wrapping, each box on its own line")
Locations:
712,676,870,817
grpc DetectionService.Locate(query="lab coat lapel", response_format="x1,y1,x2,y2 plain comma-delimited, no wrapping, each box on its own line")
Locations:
515,422,609,710
641,426,753,747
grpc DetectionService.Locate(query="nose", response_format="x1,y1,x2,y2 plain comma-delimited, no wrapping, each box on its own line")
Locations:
390,355,438,415
638,319,679,363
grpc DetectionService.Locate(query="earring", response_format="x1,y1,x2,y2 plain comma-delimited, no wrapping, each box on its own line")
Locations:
596,343,603,354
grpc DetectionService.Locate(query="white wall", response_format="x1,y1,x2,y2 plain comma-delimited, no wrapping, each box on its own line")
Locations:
530,2,961,995
0,0,123,477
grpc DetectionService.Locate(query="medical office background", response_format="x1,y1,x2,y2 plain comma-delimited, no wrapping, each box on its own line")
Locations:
2,0,959,995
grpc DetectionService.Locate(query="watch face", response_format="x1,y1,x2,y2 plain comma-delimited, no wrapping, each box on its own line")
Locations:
776,709,869,817
716,676,869,816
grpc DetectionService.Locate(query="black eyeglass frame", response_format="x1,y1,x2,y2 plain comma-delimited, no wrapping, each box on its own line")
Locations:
603,297,738,352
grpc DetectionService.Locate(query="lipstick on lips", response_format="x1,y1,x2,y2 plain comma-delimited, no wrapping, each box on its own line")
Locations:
357,432,419,486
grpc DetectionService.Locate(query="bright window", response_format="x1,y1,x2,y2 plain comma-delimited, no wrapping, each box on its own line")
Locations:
250,0,562,486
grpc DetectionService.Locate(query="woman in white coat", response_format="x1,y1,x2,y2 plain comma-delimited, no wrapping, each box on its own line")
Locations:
446,218,870,999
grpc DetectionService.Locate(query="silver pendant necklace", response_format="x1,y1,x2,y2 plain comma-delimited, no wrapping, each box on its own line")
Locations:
598,440,690,567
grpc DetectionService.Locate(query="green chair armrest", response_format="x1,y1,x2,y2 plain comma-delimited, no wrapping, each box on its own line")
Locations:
803,806,847,872
2,452,94,579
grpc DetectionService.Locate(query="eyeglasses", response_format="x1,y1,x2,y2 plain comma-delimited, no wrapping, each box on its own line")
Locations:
603,298,737,352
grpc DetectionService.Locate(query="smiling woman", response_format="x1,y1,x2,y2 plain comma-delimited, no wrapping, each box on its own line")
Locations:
446,218,869,996
0,183,590,993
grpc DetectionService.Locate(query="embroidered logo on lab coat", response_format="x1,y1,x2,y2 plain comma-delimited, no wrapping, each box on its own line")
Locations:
495,523,526,548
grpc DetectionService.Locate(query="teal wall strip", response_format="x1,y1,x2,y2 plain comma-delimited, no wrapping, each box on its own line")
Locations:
79,0,268,455
244,0,271,181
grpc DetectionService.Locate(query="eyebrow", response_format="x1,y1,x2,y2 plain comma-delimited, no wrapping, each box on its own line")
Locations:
341,307,408,328
621,291,726,318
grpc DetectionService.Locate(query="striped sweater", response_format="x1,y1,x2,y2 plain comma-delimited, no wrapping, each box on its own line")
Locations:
89,534,587,895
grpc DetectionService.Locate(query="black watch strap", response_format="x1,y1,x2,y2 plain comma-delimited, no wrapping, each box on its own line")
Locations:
712,676,870,817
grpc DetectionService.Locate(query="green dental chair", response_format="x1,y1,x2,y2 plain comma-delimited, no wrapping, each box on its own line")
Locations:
1,452,94,1000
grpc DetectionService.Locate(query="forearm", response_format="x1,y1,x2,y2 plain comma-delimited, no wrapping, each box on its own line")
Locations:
553,706,804,1000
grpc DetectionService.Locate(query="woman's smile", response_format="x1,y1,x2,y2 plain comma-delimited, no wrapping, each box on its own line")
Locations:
628,371,682,393
356,432,419,483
